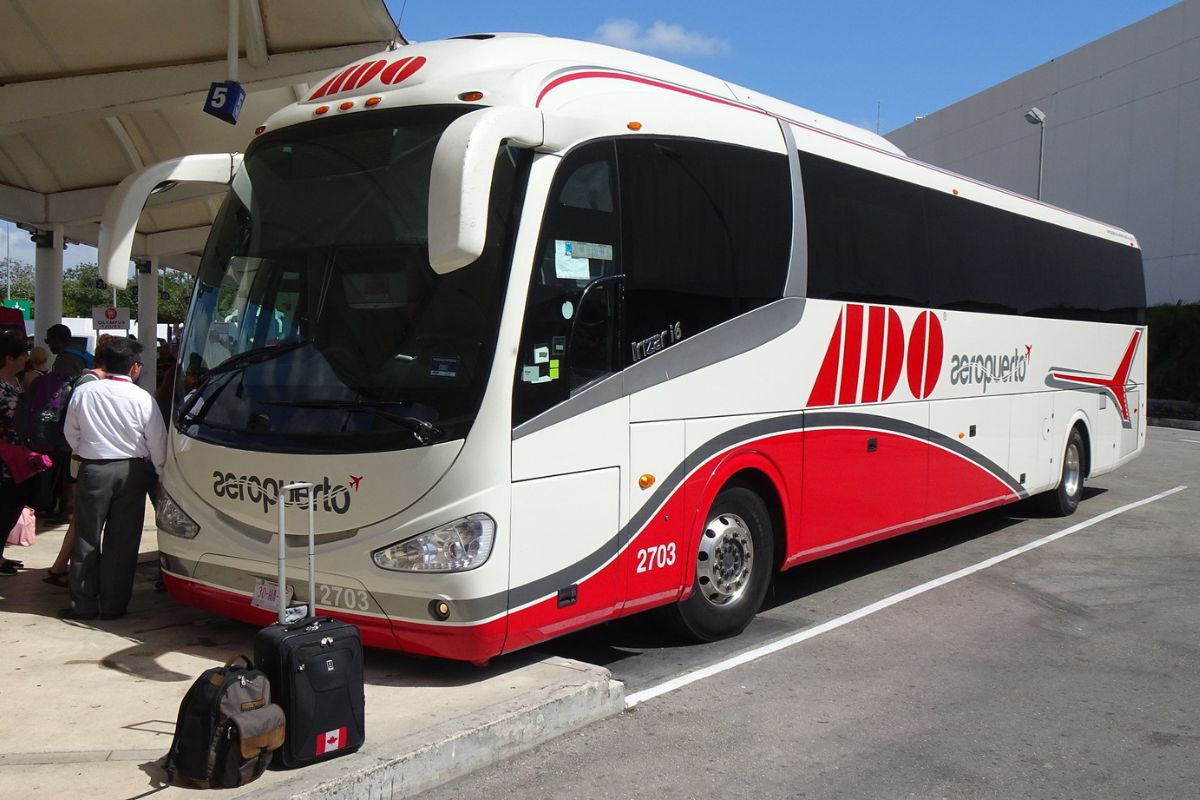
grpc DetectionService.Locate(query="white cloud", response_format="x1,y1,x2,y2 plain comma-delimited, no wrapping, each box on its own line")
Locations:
591,19,730,58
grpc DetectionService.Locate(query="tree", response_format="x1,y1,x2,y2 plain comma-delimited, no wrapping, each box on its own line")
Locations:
0,258,194,322
61,262,194,321
0,257,35,304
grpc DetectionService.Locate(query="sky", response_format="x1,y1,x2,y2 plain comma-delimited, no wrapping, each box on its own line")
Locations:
1,0,1182,276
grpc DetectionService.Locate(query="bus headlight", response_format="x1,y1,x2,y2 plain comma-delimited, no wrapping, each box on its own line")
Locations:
372,513,495,573
157,486,200,539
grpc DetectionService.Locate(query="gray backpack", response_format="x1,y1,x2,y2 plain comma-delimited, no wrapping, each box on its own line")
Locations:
164,655,286,788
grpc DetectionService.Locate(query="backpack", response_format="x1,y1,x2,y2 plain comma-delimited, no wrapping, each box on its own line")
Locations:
164,655,286,789
13,371,77,454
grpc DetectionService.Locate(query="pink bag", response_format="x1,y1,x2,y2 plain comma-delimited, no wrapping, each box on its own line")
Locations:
6,506,35,547
0,439,53,483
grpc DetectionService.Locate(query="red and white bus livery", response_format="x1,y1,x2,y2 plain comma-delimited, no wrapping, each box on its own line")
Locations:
101,33,1146,662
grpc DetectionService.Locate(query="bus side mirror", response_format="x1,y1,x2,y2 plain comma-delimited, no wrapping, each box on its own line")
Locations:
98,153,243,288
427,107,543,275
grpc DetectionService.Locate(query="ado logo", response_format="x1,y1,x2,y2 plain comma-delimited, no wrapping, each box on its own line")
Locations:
808,304,944,406
308,56,427,101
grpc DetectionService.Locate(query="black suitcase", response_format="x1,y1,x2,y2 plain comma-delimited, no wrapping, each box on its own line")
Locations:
253,482,365,768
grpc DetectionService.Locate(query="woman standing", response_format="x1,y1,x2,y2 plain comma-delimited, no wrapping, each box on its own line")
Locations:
1,331,33,575
20,345,49,390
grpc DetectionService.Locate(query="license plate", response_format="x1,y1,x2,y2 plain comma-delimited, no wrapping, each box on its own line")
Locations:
250,577,293,612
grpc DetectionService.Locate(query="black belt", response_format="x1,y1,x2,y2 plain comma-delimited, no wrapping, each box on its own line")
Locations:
80,457,144,464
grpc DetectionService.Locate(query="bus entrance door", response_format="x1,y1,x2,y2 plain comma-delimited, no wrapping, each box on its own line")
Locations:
508,398,629,652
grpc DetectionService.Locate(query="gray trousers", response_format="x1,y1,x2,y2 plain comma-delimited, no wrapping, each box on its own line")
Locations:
69,458,155,616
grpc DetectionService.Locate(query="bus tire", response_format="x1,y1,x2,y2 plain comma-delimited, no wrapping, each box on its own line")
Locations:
668,485,773,642
1037,426,1085,517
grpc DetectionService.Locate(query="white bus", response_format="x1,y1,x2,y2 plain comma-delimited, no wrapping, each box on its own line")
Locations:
102,34,1146,663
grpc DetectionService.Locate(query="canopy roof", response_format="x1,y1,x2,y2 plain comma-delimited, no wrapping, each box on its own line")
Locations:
0,0,401,273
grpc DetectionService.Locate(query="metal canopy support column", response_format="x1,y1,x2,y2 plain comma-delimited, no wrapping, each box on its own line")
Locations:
137,256,158,390
32,225,64,346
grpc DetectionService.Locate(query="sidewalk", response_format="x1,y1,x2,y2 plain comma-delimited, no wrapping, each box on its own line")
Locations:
0,508,623,799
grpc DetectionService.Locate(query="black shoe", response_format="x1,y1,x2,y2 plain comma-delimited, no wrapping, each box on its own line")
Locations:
57,608,98,621
100,611,126,620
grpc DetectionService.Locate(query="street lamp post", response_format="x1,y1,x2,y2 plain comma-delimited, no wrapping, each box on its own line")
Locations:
1024,107,1047,200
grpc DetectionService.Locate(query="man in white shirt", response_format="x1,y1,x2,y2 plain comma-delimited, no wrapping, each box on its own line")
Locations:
60,337,167,621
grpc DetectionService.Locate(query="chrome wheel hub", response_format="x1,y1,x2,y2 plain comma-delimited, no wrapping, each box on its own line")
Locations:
1063,441,1082,497
696,513,754,606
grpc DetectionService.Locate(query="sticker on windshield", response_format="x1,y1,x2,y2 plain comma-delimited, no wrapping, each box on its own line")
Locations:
429,356,459,378
554,240,591,280
555,240,611,281
568,241,612,261
552,336,567,355
521,365,553,384
533,346,549,365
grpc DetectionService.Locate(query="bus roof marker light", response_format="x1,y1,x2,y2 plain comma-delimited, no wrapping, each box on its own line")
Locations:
627,121,643,131
458,91,484,102
254,126,266,136
339,101,355,111
639,474,656,490
314,105,330,115
365,96,383,107
952,188,960,196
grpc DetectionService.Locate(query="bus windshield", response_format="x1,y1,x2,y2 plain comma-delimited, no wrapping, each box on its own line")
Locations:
176,106,526,454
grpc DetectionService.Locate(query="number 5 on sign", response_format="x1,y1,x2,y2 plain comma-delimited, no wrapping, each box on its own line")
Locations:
203,80,246,124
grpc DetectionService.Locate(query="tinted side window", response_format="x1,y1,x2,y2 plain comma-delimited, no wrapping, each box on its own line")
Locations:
800,151,928,307
1017,218,1146,323
802,150,1145,323
925,192,1145,322
925,191,1026,314
617,138,790,364
513,141,621,426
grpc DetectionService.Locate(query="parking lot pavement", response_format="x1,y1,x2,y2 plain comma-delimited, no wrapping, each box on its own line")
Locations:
0,508,621,800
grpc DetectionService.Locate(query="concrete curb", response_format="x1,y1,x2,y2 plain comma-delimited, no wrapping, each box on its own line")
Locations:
245,658,626,800
1148,417,1200,431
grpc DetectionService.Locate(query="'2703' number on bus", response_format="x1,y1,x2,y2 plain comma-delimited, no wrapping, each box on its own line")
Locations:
636,543,676,573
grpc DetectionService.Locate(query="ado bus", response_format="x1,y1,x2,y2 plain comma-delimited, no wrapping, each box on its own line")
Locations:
100,33,1146,663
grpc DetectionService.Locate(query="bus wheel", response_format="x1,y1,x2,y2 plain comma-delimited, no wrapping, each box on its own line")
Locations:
669,485,773,642
1037,427,1085,517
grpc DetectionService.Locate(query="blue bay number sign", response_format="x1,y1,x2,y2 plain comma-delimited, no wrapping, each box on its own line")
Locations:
204,81,247,125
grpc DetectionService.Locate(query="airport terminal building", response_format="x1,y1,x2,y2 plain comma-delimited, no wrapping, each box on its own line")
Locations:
888,0,1200,306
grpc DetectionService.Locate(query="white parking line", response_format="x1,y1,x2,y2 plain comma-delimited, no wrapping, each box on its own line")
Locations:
625,485,1188,708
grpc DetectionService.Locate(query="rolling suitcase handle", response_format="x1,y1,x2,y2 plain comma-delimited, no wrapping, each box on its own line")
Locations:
275,482,316,625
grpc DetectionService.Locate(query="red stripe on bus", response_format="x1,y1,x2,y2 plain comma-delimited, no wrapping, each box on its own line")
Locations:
324,65,360,97
861,305,885,403
164,427,1022,662
340,62,375,94
160,572,507,663
906,311,928,399
536,70,764,114
310,65,356,100
882,307,903,400
922,311,944,398
352,59,388,90
379,57,412,84
381,55,426,85
838,304,864,404
807,310,843,406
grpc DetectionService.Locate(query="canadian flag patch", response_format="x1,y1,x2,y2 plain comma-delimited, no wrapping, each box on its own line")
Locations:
316,726,348,755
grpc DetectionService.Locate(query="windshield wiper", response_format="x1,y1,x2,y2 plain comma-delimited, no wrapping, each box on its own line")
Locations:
178,339,311,426
266,399,444,445
205,339,311,378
